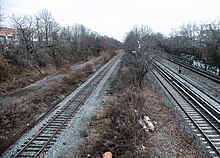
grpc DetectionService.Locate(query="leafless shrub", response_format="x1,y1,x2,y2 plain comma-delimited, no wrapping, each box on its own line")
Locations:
0,57,11,82
77,65,154,157
123,25,152,89
77,86,151,157
0,65,10,82
81,63,95,75
63,72,81,86
117,66,133,91
63,64,94,86
77,63,198,157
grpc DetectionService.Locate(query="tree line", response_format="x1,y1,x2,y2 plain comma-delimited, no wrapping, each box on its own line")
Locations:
1,9,121,69
123,20,220,88
162,21,220,66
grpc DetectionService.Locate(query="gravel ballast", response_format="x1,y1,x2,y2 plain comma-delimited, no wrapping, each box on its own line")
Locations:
147,58,215,158
44,54,122,158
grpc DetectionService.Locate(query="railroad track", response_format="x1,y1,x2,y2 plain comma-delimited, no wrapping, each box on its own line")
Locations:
170,59,220,84
8,53,123,158
157,60,220,114
150,60,220,157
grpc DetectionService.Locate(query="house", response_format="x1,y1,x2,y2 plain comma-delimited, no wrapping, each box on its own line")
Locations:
0,27,17,48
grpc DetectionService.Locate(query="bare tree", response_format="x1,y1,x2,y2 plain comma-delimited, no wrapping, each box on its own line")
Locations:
61,24,102,59
0,6,3,26
7,9,120,70
11,15,35,54
124,25,152,89
34,16,43,47
205,21,220,65
36,9,58,46
160,20,220,67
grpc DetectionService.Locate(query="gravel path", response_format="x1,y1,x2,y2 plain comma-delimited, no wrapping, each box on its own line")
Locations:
0,57,101,105
0,57,101,106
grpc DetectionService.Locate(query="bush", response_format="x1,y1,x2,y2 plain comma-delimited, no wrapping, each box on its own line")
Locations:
0,65,10,82
82,63,94,75
63,72,82,86
0,56,12,82
78,64,150,157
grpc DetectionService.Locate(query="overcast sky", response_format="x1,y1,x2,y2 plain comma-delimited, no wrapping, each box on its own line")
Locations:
1,0,220,41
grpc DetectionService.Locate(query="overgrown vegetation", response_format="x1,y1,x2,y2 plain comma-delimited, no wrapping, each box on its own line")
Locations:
123,22,220,69
77,63,149,157
123,26,153,88
152,21,220,66
0,9,121,86
0,52,12,82
72,24,199,155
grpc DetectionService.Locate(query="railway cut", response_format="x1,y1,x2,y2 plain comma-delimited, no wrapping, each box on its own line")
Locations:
2,52,123,158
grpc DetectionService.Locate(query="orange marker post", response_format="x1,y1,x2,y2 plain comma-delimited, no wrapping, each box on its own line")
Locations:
102,151,112,158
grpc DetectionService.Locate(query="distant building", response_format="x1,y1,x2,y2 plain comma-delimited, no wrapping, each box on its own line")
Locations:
0,27,17,49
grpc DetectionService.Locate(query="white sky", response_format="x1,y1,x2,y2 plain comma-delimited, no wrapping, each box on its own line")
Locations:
1,0,220,41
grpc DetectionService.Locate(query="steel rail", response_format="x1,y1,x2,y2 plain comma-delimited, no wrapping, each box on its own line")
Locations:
158,61,220,117
12,53,122,158
150,60,220,157
160,59,220,108
171,59,220,84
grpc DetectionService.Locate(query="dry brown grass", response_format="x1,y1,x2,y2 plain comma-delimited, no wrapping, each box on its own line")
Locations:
77,86,153,157
0,67,57,96
0,68,93,147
